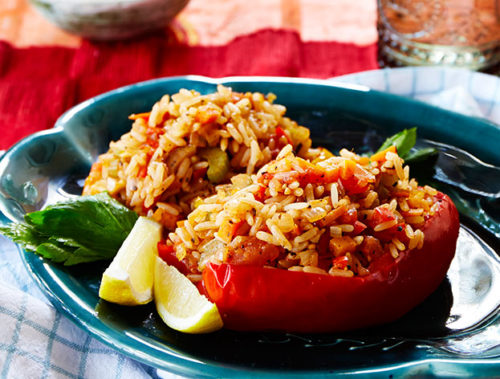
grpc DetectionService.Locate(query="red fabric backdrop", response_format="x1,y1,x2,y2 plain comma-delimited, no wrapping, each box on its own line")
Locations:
0,29,378,149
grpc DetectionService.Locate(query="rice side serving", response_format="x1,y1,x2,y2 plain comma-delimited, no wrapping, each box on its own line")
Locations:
83,85,315,229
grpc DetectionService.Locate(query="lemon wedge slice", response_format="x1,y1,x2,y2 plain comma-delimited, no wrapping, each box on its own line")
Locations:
154,257,223,333
99,216,162,306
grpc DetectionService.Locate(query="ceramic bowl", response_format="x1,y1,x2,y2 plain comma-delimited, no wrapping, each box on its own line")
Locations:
29,0,190,40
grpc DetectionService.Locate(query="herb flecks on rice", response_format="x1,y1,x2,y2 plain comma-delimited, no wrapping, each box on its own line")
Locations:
168,145,438,278
83,85,314,229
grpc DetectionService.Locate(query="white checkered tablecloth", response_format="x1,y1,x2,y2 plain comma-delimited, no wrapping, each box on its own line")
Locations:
0,67,499,378
332,67,500,124
0,234,160,379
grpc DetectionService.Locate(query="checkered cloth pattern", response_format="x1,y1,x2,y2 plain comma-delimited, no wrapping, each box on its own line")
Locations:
333,67,500,124
0,236,161,379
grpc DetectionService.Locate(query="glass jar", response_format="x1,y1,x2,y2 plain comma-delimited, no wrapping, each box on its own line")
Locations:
377,0,500,71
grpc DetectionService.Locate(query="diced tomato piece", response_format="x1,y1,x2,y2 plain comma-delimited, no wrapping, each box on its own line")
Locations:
370,205,396,227
340,176,369,195
157,241,174,256
157,241,190,274
339,207,358,224
146,127,164,135
340,164,374,195
138,165,148,178
254,185,267,202
393,223,409,243
193,166,208,181
352,220,367,235
302,166,340,184
230,220,243,237
146,139,159,149
233,221,251,237
323,167,341,183
331,255,350,270
138,150,155,177
375,222,408,243
301,169,325,184
275,126,293,145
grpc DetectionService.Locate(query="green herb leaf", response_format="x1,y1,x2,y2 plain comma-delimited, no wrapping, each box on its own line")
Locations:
376,127,417,158
405,147,439,163
0,193,138,265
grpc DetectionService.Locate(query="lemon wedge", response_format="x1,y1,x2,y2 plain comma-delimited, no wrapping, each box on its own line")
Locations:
154,257,223,333
99,216,162,306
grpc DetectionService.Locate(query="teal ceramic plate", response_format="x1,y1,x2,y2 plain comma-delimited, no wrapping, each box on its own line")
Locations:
0,76,499,377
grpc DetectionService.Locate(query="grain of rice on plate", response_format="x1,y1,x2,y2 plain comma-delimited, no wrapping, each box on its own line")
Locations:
83,85,315,229
166,144,440,279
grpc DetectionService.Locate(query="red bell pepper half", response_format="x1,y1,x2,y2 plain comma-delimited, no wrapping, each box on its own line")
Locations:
202,192,459,333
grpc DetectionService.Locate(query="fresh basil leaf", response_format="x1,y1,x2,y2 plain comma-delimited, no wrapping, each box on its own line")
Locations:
24,192,137,258
0,193,138,265
36,242,75,264
376,127,417,158
0,222,41,252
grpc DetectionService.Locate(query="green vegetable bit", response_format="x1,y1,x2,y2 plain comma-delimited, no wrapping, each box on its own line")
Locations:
283,124,310,146
376,127,417,158
404,147,439,163
200,147,230,184
0,193,138,265
376,127,437,164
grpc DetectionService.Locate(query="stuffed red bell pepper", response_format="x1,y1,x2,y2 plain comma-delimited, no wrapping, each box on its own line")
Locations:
163,144,460,333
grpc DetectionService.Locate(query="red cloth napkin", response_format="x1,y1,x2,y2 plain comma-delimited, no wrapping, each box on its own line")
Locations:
0,29,378,149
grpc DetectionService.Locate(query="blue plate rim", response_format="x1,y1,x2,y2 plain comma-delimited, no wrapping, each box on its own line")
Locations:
15,239,500,377
12,242,500,378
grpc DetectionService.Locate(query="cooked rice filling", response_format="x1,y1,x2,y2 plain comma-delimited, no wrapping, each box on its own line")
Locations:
83,85,315,229
167,145,437,278
83,86,440,279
